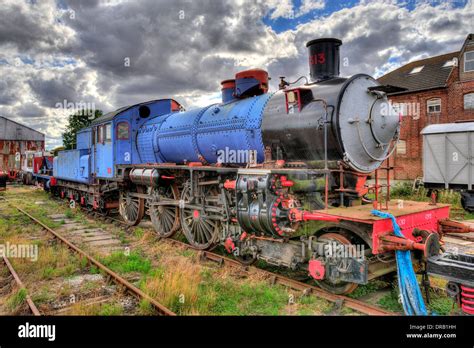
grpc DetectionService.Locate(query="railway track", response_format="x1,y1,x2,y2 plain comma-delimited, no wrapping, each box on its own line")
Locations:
1,255,41,316
446,232,474,243
3,193,393,316
85,207,394,316
8,203,175,316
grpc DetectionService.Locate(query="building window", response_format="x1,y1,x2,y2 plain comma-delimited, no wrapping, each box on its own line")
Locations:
465,51,474,72
427,98,441,113
409,66,424,74
464,93,474,110
116,122,130,140
396,140,407,155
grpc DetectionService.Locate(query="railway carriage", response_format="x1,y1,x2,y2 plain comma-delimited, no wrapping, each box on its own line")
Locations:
42,38,474,302
422,122,474,212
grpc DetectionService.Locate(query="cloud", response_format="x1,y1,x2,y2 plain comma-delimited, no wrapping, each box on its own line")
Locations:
271,0,473,80
266,0,325,19
0,0,75,52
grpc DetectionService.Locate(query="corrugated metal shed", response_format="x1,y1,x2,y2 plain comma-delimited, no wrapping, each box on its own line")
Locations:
422,122,474,135
0,116,45,141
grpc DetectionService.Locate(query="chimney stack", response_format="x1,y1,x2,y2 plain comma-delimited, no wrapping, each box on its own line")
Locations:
306,38,342,82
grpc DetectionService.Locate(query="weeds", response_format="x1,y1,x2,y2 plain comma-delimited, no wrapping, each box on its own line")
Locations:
101,251,151,274
140,257,201,314
378,289,403,312
99,303,123,315
390,181,462,208
7,288,27,311
347,280,388,299
65,209,75,219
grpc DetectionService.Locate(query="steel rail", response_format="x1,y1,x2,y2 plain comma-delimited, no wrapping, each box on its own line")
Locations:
1,255,41,316
11,204,175,316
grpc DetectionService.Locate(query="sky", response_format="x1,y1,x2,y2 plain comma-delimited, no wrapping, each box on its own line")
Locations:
0,0,473,149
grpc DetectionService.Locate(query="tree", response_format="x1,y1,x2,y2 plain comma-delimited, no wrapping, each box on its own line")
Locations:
62,109,103,150
50,146,65,156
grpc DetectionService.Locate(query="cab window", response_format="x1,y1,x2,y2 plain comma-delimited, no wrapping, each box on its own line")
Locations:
96,126,102,143
105,123,112,142
116,122,130,140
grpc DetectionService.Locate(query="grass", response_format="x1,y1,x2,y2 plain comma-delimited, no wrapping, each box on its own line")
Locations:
65,303,98,315
378,289,403,312
296,295,333,315
133,227,144,238
202,281,289,315
15,244,82,281
65,209,75,219
7,288,27,311
101,251,151,274
138,300,153,315
390,182,462,209
347,280,388,299
139,256,202,314
376,282,460,315
31,286,56,304
98,303,124,315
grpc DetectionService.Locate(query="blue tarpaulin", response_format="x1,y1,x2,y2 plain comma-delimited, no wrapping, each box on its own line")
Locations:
371,209,428,315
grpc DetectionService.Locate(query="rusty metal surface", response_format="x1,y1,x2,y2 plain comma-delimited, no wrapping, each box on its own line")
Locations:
2,255,41,316
439,219,474,235
0,140,44,171
0,116,45,172
322,201,450,222
12,204,175,316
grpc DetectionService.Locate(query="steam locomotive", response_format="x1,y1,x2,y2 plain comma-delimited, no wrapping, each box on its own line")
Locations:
39,38,474,299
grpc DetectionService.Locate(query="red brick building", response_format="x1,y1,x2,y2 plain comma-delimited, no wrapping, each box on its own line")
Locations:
378,33,474,180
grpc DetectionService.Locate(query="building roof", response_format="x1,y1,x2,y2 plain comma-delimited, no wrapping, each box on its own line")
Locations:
377,51,459,95
0,116,45,141
422,122,474,135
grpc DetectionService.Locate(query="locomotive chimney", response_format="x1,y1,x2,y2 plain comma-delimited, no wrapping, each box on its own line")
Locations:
306,38,342,82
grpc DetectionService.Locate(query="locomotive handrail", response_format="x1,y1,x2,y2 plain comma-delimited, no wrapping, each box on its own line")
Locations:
309,98,333,209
